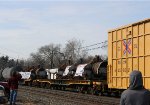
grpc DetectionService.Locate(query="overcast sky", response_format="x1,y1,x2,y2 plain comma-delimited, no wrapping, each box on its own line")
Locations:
0,0,149,59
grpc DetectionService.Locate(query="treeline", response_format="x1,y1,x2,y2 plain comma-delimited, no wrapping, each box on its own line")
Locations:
25,39,90,69
0,39,107,70
0,56,24,70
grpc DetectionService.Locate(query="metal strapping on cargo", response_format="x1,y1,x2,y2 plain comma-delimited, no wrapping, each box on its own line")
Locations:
108,18,150,89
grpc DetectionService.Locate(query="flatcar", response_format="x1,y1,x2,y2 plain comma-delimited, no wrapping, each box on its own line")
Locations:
24,57,107,95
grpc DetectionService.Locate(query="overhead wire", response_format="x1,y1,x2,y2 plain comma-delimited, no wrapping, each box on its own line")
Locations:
78,40,108,50
82,45,108,51
78,40,108,52
0,40,108,59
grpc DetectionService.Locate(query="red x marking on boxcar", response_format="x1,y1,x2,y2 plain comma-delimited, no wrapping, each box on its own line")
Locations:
123,39,131,55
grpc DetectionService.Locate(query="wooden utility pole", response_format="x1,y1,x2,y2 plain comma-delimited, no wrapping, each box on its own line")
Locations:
51,50,54,69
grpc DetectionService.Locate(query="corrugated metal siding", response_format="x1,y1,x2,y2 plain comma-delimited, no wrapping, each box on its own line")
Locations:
108,19,150,89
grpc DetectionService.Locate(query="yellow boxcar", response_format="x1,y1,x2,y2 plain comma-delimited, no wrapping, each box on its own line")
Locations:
108,18,150,89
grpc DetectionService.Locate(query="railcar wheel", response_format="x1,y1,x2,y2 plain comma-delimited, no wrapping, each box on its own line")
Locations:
79,86,84,93
92,89,99,95
26,81,30,86
46,83,51,89
99,92,104,96
62,86,66,90
77,86,82,93
40,83,45,88
87,87,93,94
50,86,54,90
35,81,40,87
114,91,120,97
107,92,112,97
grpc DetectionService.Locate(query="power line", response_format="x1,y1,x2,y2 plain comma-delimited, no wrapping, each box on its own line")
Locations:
0,40,108,59
66,40,108,53
78,40,107,49
82,45,108,51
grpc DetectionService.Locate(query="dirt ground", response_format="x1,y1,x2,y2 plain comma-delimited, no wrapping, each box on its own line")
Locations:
1,95,39,105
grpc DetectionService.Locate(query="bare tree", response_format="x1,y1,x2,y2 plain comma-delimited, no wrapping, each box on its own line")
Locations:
63,39,88,64
30,44,63,69
40,44,61,68
30,52,45,67
27,39,89,69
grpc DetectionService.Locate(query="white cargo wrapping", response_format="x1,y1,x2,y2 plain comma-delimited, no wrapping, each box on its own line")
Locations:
19,72,31,79
46,68,58,79
63,66,71,76
74,64,87,76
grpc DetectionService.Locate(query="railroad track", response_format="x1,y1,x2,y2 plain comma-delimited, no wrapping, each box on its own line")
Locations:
18,86,120,105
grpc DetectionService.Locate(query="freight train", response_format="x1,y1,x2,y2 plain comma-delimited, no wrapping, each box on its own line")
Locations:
24,18,150,96
24,56,108,95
